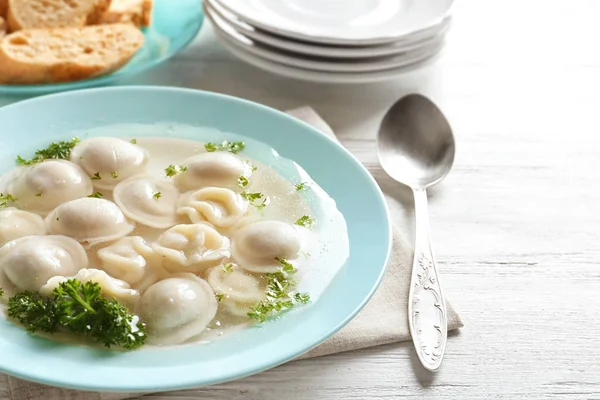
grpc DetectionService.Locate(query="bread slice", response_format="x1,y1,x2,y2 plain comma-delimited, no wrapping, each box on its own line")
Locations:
95,0,152,27
0,17,6,38
7,0,98,31
0,0,7,19
0,23,144,84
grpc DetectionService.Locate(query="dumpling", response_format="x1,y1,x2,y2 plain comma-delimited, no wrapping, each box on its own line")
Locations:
177,187,248,229
7,160,93,215
70,137,149,190
0,208,46,247
152,223,230,273
174,152,253,191
97,236,162,290
45,198,134,246
138,273,217,345
113,175,179,229
0,235,87,294
231,220,302,273
207,264,266,317
40,269,139,305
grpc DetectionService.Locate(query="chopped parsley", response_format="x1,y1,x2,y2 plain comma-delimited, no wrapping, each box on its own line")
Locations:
88,192,103,199
164,164,187,177
241,191,269,210
130,139,137,144
153,192,162,200
295,182,308,191
7,279,146,350
247,258,310,323
110,171,118,179
35,192,42,197
0,193,16,208
237,175,249,188
91,172,102,180
295,215,316,228
0,288,4,297
222,263,234,272
215,293,224,302
246,160,258,172
205,140,245,154
16,137,80,165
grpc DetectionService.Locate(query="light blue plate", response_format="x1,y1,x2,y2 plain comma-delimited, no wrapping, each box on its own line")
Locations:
0,0,204,96
0,87,392,392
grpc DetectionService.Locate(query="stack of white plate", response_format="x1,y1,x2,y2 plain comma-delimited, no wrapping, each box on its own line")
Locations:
203,0,454,84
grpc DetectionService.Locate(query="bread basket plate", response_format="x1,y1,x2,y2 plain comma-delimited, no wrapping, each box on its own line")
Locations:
0,0,204,95
0,86,392,392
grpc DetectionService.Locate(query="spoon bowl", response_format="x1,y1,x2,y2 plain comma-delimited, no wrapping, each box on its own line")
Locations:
377,93,455,372
378,94,455,189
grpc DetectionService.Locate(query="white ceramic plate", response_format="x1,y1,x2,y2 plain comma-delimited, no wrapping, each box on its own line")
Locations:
205,0,451,59
208,9,445,73
215,33,443,83
212,0,454,45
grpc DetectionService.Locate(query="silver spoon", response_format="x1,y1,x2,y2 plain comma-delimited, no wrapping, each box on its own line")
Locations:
377,93,455,372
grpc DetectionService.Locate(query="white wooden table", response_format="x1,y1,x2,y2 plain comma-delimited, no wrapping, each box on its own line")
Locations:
2,0,600,398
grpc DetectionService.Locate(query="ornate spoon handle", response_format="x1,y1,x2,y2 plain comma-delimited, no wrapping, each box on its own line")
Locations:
408,188,447,371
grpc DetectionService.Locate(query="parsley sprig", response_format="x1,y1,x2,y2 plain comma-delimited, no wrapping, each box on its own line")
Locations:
0,193,16,208
241,191,269,210
295,182,308,191
16,138,80,166
164,164,187,177
237,175,249,188
247,258,310,323
205,141,245,154
7,279,146,350
295,215,316,228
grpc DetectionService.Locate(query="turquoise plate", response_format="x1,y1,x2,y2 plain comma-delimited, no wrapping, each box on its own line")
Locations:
0,0,204,96
0,87,392,392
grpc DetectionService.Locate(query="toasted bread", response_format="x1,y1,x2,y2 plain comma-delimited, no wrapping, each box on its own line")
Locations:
0,23,144,84
7,0,98,31
96,0,152,27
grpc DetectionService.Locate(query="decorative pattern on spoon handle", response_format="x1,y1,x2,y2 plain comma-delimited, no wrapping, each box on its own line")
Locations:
408,188,447,371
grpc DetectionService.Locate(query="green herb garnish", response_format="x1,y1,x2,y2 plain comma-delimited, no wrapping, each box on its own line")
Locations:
88,192,103,199
164,164,187,177
130,139,137,144
153,192,162,200
35,192,42,197
205,140,245,154
0,288,4,297
215,294,224,302
16,138,80,166
241,191,269,210
246,160,258,172
91,172,101,180
295,182,308,191
247,259,310,323
222,263,234,272
110,171,118,179
295,215,316,228
237,175,249,188
0,193,16,208
7,279,146,349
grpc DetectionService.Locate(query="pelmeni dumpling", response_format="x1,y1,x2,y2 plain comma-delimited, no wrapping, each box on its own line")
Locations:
70,137,149,190
231,220,302,273
45,198,134,246
40,269,139,305
97,236,162,290
207,264,266,317
139,273,217,345
7,160,93,215
174,152,253,192
153,223,230,272
113,176,179,229
177,187,248,229
0,208,46,247
0,235,87,293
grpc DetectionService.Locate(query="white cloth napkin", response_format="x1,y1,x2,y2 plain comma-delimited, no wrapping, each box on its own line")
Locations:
1,106,462,400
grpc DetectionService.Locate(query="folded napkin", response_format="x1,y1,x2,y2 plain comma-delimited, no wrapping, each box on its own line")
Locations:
1,107,462,400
